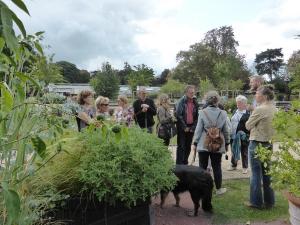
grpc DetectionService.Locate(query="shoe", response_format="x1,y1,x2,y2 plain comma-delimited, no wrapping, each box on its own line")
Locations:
216,188,227,195
264,204,274,209
227,166,237,171
244,201,263,209
242,168,248,174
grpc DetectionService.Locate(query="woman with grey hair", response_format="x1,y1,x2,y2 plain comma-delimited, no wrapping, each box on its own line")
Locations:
228,95,250,174
192,91,230,195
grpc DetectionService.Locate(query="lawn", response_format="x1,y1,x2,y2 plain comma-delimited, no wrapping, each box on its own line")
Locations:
211,179,289,224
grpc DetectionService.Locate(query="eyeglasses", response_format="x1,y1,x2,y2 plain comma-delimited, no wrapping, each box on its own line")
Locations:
101,104,109,106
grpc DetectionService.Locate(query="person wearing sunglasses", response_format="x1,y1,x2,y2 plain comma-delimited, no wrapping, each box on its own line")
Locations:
95,96,110,119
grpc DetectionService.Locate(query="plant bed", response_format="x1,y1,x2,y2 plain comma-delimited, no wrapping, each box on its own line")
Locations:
47,197,154,225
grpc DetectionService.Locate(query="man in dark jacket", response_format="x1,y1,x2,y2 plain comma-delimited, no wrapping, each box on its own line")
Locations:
176,85,199,164
133,87,157,133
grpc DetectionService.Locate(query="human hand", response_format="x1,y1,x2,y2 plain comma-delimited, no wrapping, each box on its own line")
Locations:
142,107,148,112
190,145,197,165
184,127,190,132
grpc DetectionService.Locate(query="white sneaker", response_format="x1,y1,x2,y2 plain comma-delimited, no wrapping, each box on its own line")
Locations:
216,188,227,195
227,166,237,171
242,168,248,174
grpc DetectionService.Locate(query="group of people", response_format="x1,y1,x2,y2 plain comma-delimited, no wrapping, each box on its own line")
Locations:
73,75,276,209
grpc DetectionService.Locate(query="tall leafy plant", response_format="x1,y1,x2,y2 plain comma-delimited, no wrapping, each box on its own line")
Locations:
0,1,66,224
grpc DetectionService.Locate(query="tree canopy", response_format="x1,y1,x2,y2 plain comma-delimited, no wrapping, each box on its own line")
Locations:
56,61,90,83
90,62,119,99
172,26,250,89
255,48,284,81
128,64,155,91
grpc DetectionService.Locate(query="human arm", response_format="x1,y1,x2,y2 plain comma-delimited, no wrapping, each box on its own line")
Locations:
245,107,265,131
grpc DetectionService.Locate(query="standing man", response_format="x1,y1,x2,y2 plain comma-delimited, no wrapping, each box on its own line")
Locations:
133,87,157,133
248,75,264,110
176,85,199,164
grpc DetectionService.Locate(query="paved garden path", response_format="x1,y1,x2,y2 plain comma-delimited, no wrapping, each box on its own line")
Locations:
152,144,288,225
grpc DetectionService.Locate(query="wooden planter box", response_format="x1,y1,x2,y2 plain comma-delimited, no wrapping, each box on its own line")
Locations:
283,192,300,225
47,197,154,225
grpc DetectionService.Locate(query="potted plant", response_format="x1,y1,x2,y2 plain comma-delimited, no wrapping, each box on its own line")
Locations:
29,123,177,224
257,101,300,225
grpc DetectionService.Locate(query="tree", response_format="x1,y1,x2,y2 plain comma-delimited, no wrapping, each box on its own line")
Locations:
152,69,170,86
90,62,119,99
287,50,300,91
160,79,186,98
117,62,132,85
172,26,250,87
31,55,64,85
202,25,239,56
255,48,284,81
78,70,91,83
199,78,215,98
56,61,90,83
128,64,154,91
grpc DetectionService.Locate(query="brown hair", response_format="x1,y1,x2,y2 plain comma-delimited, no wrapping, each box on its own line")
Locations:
257,85,275,101
118,95,128,105
78,90,93,105
95,96,109,109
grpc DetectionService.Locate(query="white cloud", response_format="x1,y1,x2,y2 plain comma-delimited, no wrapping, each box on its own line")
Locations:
234,0,300,65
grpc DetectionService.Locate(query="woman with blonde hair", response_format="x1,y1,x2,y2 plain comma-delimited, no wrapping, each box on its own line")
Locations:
157,93,174,146
95,96,110,119
115,95,134,126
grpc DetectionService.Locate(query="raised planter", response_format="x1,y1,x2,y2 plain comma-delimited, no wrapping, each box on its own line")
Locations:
47,197,154,225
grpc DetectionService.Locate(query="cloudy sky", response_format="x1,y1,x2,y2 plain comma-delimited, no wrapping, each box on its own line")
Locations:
8,0,300,74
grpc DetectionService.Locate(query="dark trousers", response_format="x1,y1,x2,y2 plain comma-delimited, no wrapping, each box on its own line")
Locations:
176,129,194,165
163,138,170,146
230,140,249,168
198,152,223,189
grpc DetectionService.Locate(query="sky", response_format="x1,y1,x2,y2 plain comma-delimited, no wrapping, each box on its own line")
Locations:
7,0,300,75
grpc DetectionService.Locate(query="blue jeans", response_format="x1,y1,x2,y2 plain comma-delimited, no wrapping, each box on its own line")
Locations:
248,140,275,207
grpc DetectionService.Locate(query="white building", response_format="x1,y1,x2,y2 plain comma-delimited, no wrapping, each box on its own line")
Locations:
47,83,95,95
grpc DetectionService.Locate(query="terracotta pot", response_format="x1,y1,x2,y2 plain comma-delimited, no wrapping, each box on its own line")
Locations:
283,191,300,207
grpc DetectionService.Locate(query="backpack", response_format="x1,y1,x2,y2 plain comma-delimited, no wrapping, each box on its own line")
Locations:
203,110,223,152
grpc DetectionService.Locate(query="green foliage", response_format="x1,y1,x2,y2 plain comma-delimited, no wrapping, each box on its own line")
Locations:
31,55,64,85
79,125,177,206
0,2,68,223
255,48,284,81
160,79,185,97
256,101,300,197
128,64,155,91
288,50,300,91
173,26,250,87
56,60,90,83
199,78,215,97
90,62,119,99
39,92,66,104
223,98,237,114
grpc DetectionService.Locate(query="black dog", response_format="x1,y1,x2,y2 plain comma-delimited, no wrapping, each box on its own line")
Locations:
160,165,213,216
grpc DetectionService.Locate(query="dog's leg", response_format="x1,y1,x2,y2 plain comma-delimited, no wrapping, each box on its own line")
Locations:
160,191,168,208
189,191,200,216
173,192,180,207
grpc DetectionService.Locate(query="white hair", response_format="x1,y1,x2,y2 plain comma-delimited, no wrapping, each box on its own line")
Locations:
235,95,247,104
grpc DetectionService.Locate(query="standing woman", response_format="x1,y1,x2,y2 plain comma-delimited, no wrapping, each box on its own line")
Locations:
245,85,276,209
157,94,173,146
191,91,230,195
95,96,110,119
77,90,96,132
115,95,134,126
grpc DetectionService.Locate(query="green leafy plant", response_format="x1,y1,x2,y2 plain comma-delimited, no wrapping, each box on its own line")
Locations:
79,124,177,206
256,101,300,197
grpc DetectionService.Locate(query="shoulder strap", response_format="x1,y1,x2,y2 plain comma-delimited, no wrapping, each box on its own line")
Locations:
203,109,222,127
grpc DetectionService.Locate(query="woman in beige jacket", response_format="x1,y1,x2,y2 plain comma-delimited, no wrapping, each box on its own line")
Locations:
245,85,276,209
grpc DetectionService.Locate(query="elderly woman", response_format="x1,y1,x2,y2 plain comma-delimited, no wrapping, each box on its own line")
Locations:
76,90,96,131
156,94,174,146
192,91,230,195
95,96,110,118
245,85,276,209
115,95,134,126
228,95,250,174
